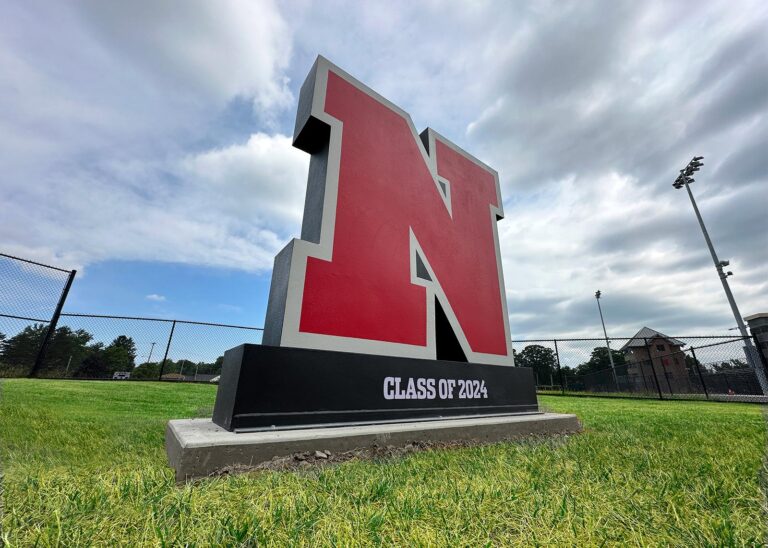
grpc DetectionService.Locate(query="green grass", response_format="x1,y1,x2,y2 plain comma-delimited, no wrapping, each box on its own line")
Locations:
1,379,766,546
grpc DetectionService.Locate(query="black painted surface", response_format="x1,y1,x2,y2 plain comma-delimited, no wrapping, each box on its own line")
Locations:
213,344,538,431
434,298,468,363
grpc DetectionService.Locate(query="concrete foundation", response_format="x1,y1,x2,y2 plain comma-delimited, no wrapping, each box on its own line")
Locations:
167,412,581,481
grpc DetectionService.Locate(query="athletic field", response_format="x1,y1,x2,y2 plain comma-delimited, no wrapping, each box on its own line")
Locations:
1,379,765,545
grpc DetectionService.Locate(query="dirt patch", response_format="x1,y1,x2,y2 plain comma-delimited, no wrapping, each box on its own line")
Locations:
206,433,575,478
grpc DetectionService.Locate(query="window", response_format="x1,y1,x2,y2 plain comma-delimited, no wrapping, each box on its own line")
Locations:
656,344,665,351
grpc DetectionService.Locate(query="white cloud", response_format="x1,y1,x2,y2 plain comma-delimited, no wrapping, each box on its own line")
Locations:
76,0,294,112
0,132,308,273
145,294,166,302
499,173,768,337
1,0,766,337
0,1,305,274
179,133,308,229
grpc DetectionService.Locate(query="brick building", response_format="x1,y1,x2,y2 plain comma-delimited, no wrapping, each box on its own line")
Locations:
621,327,689,393
745,313,768,365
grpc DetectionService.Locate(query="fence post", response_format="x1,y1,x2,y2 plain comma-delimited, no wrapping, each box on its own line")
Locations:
553,339,564,394
751,333,768,384
30,269,76,377
690,346,708,399
662,359,674,396
637,359,650,393
644,337,663,400
158,320,176,380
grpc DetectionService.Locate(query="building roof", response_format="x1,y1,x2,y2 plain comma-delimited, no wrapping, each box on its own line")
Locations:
620,327,685,350
745,312,768,321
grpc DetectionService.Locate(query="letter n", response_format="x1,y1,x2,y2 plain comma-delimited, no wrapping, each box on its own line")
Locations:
263,57,513,366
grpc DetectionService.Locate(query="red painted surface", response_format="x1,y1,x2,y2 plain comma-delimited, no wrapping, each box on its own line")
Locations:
299,71,507,356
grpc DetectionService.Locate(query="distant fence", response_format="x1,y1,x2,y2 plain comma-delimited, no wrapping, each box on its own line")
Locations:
0,253,262,381
515,335,768,402
6,313,264,381
2,252,767,400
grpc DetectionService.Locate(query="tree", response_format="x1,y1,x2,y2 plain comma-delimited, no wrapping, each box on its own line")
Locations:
192,356,224,376
515,345,557,384
109,335,137,366
132,361,160,379
0,323,47,369
712,359,746,372
576,347,627,377
74,343,108,378
685,354,702,371
0,324,92,374
73,335,138,378
46,326,94,372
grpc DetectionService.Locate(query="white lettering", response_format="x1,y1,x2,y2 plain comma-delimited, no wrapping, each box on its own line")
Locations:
394,377,404,399
383,377,395,400
416,378,427,399
426,378,436,399
383,376,488,400
405,377,417,399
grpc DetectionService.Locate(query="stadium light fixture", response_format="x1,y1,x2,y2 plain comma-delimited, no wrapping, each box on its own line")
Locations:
672,156,768,394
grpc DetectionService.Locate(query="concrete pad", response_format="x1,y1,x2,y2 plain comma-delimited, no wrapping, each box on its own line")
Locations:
167,413,581,481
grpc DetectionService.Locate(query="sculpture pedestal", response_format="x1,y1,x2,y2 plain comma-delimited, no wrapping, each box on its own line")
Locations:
167,412,581,481
165,343,580,481
212,344,538,431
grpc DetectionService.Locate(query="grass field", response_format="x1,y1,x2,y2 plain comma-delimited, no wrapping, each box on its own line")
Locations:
1,379,766,546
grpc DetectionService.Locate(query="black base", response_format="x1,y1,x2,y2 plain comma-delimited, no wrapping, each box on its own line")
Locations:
212,344,538,431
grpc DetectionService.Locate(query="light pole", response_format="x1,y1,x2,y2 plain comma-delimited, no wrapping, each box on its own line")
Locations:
673,156,768,394
146,342,156,365
595,290,619,390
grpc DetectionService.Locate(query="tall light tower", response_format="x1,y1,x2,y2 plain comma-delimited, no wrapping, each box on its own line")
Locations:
146,341,156,365
673,156,768,394
595,290,619,390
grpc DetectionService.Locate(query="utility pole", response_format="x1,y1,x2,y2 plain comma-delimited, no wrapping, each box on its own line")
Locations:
146,342,156,365
673,156,768,394
595,290,619,390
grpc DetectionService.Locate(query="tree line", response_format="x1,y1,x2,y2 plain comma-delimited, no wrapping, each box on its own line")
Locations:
0,324,223,379
1,325,748,381
514,344,628,385
514,343,750,386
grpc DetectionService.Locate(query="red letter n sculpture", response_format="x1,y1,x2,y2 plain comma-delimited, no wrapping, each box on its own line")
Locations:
264,57,513,366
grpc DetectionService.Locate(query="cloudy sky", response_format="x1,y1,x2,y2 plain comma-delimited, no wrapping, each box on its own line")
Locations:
1,0,766,339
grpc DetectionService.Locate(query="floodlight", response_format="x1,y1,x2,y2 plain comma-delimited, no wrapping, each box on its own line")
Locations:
670,154,767,394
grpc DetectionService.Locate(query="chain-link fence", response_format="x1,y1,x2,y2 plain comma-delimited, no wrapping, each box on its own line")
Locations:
0,253,263,382
0,311,263,382
23,314,263,381
0,253,76,377
515,334,768,402
3,252,768,399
